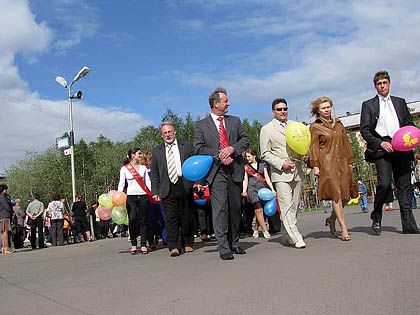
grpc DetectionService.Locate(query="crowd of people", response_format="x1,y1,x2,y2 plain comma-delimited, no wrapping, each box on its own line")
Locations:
1,70,420,259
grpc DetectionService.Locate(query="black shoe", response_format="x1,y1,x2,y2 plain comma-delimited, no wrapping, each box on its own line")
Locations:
372,221,381,235
403,228,420,234
232,246,246,255
220,252,234,260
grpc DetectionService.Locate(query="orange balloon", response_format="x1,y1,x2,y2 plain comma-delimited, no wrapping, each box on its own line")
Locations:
112,191,127,206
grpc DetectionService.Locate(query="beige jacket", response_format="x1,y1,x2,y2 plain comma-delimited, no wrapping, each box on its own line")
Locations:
259,119,304,183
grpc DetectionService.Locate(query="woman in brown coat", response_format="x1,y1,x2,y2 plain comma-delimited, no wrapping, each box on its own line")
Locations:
309,96,355,241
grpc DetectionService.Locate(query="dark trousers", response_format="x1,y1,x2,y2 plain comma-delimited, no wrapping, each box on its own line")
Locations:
13,226,24,249
197,203,212,235
210,168,242,255
30,217,44,249
372,152,418,232
126,195,149,247
162,180,194,251
51,219,64,246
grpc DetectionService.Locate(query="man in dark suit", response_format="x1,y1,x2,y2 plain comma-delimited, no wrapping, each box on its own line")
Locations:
194,87,250,260
360,70,419,235
151,122,195,257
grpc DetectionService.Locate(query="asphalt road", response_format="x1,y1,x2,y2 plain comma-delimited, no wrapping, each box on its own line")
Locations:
1,205,420,315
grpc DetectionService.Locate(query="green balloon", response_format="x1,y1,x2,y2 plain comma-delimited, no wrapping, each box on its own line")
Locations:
98,194,113,209
112,207,127,225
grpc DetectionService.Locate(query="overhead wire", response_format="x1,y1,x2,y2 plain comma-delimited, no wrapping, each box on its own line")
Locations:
0,91,137,139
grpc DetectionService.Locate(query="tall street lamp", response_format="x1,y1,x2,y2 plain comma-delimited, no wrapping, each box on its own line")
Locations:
55,66,90,202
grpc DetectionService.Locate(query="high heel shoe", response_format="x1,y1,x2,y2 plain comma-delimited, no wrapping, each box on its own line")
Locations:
341,228,351,241
1,248,13,254
130,246,137,255
325,218,340,238
140,246,148,255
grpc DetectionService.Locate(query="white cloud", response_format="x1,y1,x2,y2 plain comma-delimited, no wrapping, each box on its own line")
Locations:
0,0,149,171
173,0,420,121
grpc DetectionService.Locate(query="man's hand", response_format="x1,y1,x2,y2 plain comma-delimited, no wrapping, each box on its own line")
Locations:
193,184,204,192
221,157,234,165
313,166,320,176
380,141,394,153
152,195,161,202
282,160,295,170
219,146,235,160
241,192,248,198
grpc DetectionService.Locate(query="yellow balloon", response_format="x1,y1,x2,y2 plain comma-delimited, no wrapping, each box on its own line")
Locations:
285,122,311,155
347,194,361,205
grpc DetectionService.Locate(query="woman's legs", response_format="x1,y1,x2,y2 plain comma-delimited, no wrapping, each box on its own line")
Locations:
255,208,267,232
332,200,350,239
51,220,58,246
57,219,64,245
2,230,9,252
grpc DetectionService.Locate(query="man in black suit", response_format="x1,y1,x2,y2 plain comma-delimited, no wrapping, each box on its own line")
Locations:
194,87,250,260
151,122,195,257
360,70,419,235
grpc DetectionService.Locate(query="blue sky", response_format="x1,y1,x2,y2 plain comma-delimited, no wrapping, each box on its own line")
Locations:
2,0,420,170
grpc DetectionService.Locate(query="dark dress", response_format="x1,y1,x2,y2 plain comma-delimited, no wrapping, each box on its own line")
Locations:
246,162,267,208
72,201,89,234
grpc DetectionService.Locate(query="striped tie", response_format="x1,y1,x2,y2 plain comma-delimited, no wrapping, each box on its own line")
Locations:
167,144,178,184
217,116,230,149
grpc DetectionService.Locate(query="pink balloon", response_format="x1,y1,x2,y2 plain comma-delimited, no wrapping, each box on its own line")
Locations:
97,205,112,220
391,126,420,152
108,190,117,196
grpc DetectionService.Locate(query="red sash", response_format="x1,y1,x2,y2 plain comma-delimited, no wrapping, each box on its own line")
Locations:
125,163,155,203
245,164,268,188
245,164,281,214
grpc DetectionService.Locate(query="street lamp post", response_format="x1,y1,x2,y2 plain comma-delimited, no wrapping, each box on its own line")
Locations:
56,66,90,202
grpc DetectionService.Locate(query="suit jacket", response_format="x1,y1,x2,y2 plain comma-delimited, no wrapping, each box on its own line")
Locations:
193,114,250,184
260,119,304,183
150,140,194,199
360,95,414,161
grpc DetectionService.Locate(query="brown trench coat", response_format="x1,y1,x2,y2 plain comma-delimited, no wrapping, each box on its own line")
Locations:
309,119,355,202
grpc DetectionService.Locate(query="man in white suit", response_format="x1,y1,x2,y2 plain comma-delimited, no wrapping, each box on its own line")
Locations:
260,98,306,248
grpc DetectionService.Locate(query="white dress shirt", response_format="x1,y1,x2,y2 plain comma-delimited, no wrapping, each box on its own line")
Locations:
165,139,183,177
210,112,224,130
117,164,151,195
375,94,400,137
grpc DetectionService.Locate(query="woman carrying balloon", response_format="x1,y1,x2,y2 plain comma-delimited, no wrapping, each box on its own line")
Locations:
309,96,355,241
118,147,152,255
242,148,276,239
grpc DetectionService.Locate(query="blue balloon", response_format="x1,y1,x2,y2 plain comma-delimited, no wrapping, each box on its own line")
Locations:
194,199,207,206
182,155,213,181
264,198,277,216
258,188,275,201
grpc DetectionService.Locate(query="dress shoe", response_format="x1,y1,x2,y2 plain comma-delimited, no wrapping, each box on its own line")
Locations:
232,246,246,255
170,248,180,257
372,221,381,235
220,252,234,260
184,246,194,253
294,240,306,249
403,228,420,234
200,234,211,242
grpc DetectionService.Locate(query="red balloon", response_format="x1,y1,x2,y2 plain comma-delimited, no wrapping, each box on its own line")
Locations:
97,205,112,220
112,191,127,206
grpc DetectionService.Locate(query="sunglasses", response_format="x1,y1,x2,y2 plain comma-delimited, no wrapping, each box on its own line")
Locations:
274,107,288,112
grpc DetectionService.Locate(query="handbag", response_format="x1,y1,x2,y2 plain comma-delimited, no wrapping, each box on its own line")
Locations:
350,182,359,199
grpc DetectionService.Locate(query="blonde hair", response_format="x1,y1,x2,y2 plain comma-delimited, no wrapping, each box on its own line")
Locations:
310,96,333,117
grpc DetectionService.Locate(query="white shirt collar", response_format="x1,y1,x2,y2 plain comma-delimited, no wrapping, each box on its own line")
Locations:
165,139,178,148
378,94,390,102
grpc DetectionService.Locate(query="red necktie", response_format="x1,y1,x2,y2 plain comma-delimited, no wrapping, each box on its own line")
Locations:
217,116,230,149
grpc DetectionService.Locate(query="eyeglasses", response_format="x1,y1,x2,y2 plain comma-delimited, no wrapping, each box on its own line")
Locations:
274,107,288,112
